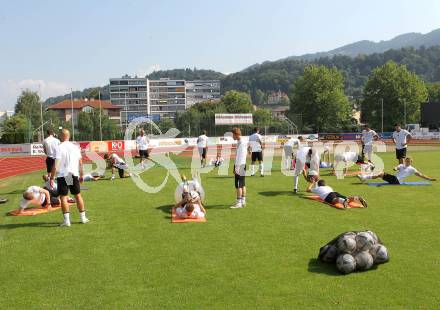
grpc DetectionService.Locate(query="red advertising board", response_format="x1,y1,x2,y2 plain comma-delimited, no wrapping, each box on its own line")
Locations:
79,142,91,152
108,140,125,152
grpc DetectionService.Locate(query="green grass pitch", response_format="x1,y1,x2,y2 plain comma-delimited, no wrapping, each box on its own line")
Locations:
0,150,439,309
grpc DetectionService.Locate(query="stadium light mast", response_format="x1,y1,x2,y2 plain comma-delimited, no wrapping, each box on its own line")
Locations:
70,88,75,141
381,98,384,133
39,84,44,142
99,90,103,141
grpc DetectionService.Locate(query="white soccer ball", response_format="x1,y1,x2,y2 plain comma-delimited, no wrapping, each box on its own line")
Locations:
370,244,389,264
364,230,379,245
336,254,356,274
174,180,205,203
337,233,357,253
356,232,375,251
354,251,374,270
320,161,329,168
319,245,339,263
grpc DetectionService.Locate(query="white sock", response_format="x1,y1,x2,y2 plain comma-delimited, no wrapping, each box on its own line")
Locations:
250,165,255,175
363,175,373,179
63,212,70,224
80,211,87,221
337,198,346,204
294,176,299,190
241,197,246,205
260,163,264,174
236,197,242,205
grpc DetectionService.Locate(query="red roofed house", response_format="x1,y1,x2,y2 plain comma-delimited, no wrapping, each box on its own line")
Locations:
47,98,121,125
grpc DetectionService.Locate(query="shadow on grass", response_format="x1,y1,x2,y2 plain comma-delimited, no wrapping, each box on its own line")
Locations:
307,258,342,276
0,190,24,195
259,191,295,197
0,222,59,230
206,176,231,179
156,205,172,219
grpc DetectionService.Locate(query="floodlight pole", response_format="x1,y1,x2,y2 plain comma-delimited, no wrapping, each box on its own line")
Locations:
39,84,44,142
99,90,103,141
381,98,384,132
71,88,75,141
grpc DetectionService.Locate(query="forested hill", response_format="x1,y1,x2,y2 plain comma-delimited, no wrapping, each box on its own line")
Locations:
45,46,440,106
286,28,440,60
222,46,440,101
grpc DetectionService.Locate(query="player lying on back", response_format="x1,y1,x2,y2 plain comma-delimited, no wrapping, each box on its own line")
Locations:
358,157,436,184
175,191,206,219
307,179,368,209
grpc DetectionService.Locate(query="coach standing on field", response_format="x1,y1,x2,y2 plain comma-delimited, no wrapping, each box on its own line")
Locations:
43,129,60,179
51,129,88,227
136,128,150,168
392,123,412,165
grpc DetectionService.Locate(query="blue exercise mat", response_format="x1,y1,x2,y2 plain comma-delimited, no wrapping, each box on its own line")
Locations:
367,181,431,187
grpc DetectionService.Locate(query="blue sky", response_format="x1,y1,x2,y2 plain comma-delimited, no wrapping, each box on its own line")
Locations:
1,0,440,109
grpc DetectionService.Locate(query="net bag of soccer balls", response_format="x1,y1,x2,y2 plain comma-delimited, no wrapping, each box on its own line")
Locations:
318,231,389,274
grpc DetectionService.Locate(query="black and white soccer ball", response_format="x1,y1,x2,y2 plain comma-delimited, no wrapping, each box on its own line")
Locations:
364,230,379,245
337,233,357,253
336,254,356,274
370,244,389,264
319,245,339,263
355,232,374,252
354,251,374,271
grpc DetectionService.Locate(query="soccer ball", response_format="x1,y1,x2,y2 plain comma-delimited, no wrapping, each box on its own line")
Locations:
364,230,379,244
337,233,357,253
355,232,374,251
320,161,329,168
354,251,374,271
370,244,389,264
175,180,205,203
319,245,339,263
336,254,356,274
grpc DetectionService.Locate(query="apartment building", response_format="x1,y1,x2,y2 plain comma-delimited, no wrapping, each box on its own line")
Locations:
186,80,221,106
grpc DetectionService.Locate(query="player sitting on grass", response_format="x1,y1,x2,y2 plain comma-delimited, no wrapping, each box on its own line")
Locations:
358,157,436,184
16,186,60,214
175,191,206,219
104,153,133,180
211,154,224,167
307,179,368,208
333,151,374,176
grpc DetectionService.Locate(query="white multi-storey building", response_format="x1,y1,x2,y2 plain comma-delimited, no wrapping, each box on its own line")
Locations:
186,80,221,107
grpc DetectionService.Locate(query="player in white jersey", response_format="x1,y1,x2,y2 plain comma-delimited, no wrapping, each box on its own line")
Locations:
248,127,264,177
361,124,379,162
307,179,368,208
43,129,60,179
293,145,320,193
333,151,372,176
15,185,60,214
175,191,206,219
230,128,248,208
392,123,412,164
104,153,131,179
197,130,209,168
136,129,150,168
283,136,303,169
358,157,436,184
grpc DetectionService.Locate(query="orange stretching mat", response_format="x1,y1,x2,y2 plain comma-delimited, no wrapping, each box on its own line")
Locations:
8,205,63,216
306,195,365,210
171,207,207,223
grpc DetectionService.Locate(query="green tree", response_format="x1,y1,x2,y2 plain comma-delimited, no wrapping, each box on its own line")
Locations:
252,89,266,105
253,109,272,127
0,114,29,143
427,82,440,103
221,90,253,113
158,118,176,133
362,61,428,131
15,90,42,131
288,65,352,132
77,111,94,140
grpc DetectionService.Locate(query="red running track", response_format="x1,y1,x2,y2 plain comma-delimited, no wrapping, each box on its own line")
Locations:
0,156,47,180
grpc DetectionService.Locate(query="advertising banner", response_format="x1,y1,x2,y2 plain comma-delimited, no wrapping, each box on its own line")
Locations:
31,143,45,156
215,113,253,125
319,133,343,141
108,140,125,152
0,144,31,157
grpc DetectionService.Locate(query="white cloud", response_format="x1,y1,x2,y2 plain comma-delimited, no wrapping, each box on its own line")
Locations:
0,79,73,110
136,64,162,77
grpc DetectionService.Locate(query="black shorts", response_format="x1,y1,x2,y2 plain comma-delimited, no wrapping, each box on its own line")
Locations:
396,148,407,159
57,175,81,196
251,151,263,162
46,157,55,173
139,149,149,158
113,166,125,178
324,192,346,204
234,165,246,189
199,147,207,159
382,173,400,184
42,196,60,207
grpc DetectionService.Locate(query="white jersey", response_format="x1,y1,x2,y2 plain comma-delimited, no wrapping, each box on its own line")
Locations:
110,153,125,165
361,129,377,146
83,173,94,181
136,135,149,150
249,133,263,152
309,151,320,173
176,204,205,219
335,151,358,162
44,179,57,191
55,141,82,177
393,130,411,149
311,185,333,200
43,135,60,158
285,138,301,148
235,138,248,167
296,147,311,162
20,186,45,209
395,164,418,183
197,134,208,148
